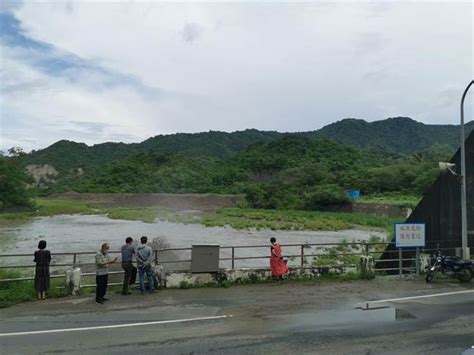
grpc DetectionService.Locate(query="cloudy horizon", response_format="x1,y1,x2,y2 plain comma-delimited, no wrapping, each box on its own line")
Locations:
1,1,473,152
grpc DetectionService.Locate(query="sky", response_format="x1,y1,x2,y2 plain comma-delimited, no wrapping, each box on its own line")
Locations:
0,0,473,152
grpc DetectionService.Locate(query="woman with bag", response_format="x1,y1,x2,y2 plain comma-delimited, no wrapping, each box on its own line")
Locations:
270,237,288,280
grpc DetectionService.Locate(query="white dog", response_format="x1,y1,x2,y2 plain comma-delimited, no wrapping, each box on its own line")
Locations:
153,265,165,289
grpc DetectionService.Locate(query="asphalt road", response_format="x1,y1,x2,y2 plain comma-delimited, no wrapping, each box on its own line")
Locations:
1,277,473,354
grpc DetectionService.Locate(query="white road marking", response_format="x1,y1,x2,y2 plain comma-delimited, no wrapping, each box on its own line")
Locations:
368,289,474,305
0,315,233,337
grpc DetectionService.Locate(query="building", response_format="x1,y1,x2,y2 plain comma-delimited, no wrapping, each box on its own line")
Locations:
378,130,474,270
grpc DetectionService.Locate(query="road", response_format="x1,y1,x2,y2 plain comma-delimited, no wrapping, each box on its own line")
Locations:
1,277,473,354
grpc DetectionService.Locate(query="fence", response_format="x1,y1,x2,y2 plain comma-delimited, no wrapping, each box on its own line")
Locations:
0,240,459,285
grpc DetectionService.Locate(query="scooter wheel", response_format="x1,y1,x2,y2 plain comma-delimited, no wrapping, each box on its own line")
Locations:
426,270,435,283
455,269,473,282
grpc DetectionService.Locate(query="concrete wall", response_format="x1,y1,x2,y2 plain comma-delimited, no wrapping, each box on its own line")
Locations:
66,265,349,292
165,265,346,288
66,252,380,293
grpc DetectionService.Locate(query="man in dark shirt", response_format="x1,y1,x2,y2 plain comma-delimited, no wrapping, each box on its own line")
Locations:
121,237,137,295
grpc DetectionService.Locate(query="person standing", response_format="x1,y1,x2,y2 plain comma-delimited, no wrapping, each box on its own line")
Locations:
95,243,117,304
270,237,288,280
121,237,137,295
34,240,51,300
136,236,155,294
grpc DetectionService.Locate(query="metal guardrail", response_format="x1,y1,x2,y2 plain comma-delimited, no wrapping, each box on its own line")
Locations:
0,241,459,283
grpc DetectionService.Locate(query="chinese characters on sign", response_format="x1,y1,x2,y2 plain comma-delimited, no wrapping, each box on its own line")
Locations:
395,223,426,248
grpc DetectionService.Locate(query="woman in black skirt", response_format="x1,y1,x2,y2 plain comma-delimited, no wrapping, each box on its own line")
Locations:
34,240,51,300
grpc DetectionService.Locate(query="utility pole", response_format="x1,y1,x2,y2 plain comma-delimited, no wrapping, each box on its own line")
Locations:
460,80,473,260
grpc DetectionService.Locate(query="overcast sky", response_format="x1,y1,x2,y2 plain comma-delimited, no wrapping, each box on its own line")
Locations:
0,1,473,152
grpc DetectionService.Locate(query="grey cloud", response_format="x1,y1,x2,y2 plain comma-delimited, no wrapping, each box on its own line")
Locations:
181,23,203,44
362,65,391,84
64,1,74,14
0,79,48,95
57,127,140,144
69,121,111,132
365,2,392,19
63,122,142,143
102,132,142,142
432,88,460,109
0,0,23,14
354,32,385,57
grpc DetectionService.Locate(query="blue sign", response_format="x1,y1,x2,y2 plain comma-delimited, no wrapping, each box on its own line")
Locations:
345,190,360,200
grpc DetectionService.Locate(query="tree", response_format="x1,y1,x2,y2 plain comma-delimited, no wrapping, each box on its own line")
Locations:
0,156,34,209
7,147,26,157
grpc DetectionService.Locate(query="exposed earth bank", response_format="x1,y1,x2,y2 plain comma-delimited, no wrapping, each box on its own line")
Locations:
47,192,245,212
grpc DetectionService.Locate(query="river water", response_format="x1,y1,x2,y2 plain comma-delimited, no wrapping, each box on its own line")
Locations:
0,214,386,269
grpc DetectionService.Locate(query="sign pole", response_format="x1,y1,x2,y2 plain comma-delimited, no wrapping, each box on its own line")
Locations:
399,248,403,278
415,247,420,275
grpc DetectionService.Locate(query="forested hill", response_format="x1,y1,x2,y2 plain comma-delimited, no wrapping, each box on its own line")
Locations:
5,117,472,210
19,117,473,173
22,129,282,173
313,117,474,154
32,135,451,210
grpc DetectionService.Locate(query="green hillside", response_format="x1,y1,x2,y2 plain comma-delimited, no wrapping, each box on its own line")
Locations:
314,117,474,153
6,116,469,211
22,117,473,176
21,129,282,175
36,134,449,212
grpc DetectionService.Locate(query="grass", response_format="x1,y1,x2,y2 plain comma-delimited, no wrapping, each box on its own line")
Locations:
359,193,421,208
0,198,203,225
1,198,399,234
0,199,167,225
0,269,64,308
0,199,100,224
201,208,398,232
104,207,160,223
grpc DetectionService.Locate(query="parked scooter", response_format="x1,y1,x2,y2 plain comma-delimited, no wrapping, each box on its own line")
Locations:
426,252,473,283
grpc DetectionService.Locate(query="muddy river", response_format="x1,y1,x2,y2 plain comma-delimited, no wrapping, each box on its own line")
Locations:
0,214,386,269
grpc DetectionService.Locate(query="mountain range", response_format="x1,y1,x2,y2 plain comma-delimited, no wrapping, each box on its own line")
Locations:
20,117,473,174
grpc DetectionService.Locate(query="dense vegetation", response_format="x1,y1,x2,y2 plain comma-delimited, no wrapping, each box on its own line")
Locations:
20,117,472,173
21,129,282,173
26,135,451,211
314,117,474,153
0,154,34,210
6,117,468,211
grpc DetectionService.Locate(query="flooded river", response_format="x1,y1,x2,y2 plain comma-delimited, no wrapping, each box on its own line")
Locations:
0,214,386,269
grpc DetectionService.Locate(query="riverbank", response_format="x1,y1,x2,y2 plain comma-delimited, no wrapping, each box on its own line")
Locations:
0,198,398,234
0,199,185,224
202,208,397,233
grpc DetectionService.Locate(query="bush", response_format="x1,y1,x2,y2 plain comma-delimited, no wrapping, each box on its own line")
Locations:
304,185,350,210
0,157,34,209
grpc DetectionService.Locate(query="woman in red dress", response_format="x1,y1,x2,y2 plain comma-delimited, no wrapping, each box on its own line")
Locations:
270,237,288,279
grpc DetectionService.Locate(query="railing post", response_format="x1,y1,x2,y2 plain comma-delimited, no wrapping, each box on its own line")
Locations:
73,253,77,268
154,250,158,266
415,247,420,275
398,248,403,278
300,245,304,267
365,243,369,257
231,247,235,269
